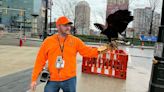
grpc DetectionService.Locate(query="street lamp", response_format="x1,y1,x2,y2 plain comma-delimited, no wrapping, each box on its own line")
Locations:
50,1,52,34
43,0,48,40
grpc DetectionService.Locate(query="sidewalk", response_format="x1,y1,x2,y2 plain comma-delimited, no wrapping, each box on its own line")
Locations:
86,42,155,49
0,45,39,77
15,37,43,42
14,38,155,50
0,45,153,92
129,45,154,49
28,60,151,92
27,48,153,92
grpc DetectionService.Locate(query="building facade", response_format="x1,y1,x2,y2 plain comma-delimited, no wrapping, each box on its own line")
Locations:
0,0,2,24
0,0,46,36
106,0,129,17
133,7,161,37
1,0,34,32
75,1,90,35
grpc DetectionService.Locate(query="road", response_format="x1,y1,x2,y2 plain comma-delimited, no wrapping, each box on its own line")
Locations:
0,33,42,47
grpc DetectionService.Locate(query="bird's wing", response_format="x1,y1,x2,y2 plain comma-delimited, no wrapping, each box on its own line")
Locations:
106,10,133,33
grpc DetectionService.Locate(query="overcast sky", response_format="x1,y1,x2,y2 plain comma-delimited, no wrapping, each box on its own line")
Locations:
51,0,163,30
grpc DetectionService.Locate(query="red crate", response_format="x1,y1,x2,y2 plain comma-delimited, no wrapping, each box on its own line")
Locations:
114,69,127,79
82,49,128,80
82,65,91,73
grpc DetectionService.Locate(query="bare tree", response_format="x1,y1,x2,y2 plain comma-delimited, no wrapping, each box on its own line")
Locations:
53,0,77,23
53,0,80,35
148,0,160,36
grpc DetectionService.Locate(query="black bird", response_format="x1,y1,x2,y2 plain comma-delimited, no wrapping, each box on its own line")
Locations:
94,9,133,42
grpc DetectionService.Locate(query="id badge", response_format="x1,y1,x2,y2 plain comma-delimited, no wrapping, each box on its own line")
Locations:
56,56,65,69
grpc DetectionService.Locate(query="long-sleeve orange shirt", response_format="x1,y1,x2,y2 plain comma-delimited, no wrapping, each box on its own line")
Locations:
31,34,98,82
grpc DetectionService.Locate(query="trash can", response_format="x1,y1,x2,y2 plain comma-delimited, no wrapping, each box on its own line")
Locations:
149,57,164,92
148,26,164,92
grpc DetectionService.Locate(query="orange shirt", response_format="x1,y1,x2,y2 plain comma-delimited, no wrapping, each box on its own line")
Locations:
31,34,98,82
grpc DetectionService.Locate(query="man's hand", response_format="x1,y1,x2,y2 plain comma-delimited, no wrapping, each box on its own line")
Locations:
30,81,37,92
97,41,118,54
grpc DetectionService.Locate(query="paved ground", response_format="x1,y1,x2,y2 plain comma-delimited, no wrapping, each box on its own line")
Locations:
0,68,32,92
0,45,38,77
0,45,82,92
28,47,153,92
0,44,154,92
0,33,42,47
29,64,151,92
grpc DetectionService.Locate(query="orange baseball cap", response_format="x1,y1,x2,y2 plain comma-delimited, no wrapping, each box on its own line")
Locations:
56,16,73,27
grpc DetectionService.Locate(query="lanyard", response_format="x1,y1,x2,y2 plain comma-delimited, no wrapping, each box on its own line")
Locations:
57,35,67,56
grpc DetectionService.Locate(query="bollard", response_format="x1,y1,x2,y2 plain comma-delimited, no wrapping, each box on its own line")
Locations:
19,38,23,47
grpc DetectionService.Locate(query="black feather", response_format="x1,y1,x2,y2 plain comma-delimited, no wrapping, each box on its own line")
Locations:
94,9,133,42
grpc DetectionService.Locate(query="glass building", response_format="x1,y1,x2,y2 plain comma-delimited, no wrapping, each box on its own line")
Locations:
0,0,42,32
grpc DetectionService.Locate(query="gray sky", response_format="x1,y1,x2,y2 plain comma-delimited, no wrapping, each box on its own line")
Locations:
51,0,163,30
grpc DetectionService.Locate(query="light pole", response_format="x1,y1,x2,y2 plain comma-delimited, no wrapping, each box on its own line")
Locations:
23,9,25,36
148,0,164,92
50,2,52,34
43,0,48,40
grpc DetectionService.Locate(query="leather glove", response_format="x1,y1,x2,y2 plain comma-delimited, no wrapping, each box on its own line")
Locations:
108,41,118,51
98,44,109,54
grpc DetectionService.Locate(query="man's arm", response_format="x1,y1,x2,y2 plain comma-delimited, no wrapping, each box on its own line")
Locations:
76,38,98,58
31,39,48,82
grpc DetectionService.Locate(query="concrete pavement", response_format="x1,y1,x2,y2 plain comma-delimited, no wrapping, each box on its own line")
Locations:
0,68,32,92
29,58,152,92
0,45,39,92
27,47,154,92
0,45,154,92
0,45,39,77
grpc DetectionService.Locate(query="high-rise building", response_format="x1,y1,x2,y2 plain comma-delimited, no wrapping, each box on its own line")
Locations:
106,0,129,17
133,7,161,37
0,0,3,24
75,1,90,35
1,0,34,31
0,0,45,35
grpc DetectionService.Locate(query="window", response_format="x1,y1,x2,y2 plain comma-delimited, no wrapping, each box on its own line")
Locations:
0,15,2,23
24,1,27,3
0,1,2,6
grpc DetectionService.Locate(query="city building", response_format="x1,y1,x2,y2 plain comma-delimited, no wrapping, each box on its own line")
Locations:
133,7,161,37
1,0,34,32
106,0,129,17
75,1,90,35
0,0,3,24
0,0,46,36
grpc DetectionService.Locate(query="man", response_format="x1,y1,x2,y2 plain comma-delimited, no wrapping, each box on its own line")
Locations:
30,16,108,92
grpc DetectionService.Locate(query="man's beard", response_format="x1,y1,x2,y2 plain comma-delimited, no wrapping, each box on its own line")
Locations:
65,30,70,35
61,30,70,36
